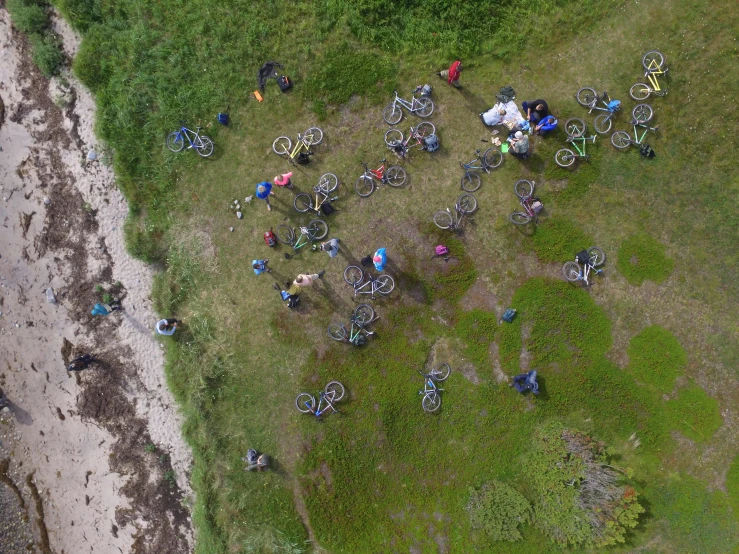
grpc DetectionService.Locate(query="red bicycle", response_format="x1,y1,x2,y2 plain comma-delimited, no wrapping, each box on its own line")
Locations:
509,180,544,225
354,159,407,197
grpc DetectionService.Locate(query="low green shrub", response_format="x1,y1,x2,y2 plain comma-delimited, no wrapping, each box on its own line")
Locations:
727,454,739,521
616,233,674,285
665,382,722,442
626,325,687,393
529,216,594,263
6,0,49,34
467,480,531,542
455,310,498,370
29,32,64,77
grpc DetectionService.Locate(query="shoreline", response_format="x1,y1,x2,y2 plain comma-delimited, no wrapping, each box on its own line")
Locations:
0,10,193,553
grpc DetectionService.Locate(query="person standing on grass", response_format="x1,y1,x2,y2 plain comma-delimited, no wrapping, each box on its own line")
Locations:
319,238,340,259
252,259,270,274
292,270,325,289
437,60,462,88
255,181,275,212
156,318,182,336
521,99,549,124
373,248,387,272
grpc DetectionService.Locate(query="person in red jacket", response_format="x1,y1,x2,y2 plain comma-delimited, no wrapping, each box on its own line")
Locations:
437,60,462,88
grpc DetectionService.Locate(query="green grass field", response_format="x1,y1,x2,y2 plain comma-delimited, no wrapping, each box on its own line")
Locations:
46,0,739,551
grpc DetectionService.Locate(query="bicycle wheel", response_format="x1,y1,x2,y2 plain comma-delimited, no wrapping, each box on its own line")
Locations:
272,136,292,155
514,179,534,199
555,149,576,168
384,128,404,147
195,136,214,157
629,83,651,101
430,363,451,382
610,131,631,150
324,381,345,402
562,261,581,282
382,103,403,125
458,194,477,215
376,275,395,295
576,87,598,108
354,304,375,325
564,117,586,138
433,210,453,230
328,324,347,341
343,265,364,286
587,246,606,267
308,219,329,240
276,224,294,245
166,132,185,152
385,166,407,187
354,176,375,197
416,98,434,117
319,173,339,193
483,148,503,169
422,392,442,413
594,114,612,135
296,393,316,413
461,172,481,193
293,193,313,213
642,50,665,71
509,212,532,225
415,121,436,137
632,104,653,123
304,127,323,146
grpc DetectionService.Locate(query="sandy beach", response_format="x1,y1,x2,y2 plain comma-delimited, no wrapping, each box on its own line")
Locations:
0,9,193,553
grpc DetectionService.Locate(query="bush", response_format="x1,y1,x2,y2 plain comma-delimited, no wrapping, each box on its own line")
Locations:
29,32,64,77
467,480,531,542
53,0,103,32
665,382,722,442
616,233,674,285
6,0,49,34
529,216,594,263
626,325,687,393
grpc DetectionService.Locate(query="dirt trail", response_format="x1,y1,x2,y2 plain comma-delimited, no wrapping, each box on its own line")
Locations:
0,9,193,553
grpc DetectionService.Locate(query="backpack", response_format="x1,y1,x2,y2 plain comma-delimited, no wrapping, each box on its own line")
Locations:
640,144,655,158
501,308,517,323
264,229,276,247
321,203,335,216
277,75,292,92
297,152,311,165
217,113,229,126
419,84,432,97
435,245,449,256
576,250,590,264
287,295,300,309
531,198,544,214
361,255,373,267
423,134,440,152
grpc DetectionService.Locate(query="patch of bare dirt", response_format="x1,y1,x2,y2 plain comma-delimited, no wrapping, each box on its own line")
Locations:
458,278,499,313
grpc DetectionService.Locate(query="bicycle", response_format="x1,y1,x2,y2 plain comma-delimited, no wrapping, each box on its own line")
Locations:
610,105,658,150
630,50,669,100
272,127,324,164
296,381,345,418
382,87,434,125
418,363,451,413
384,122,437,158
293,173,339,214
562,247,606,286
343,266,395,299
575,88,622,134
554,118,597,168
354,159,407,197
509,180,544,225
433,194,477,231
166,122,215,157
328,304,378,346
459,146,503,192
276,219,329,251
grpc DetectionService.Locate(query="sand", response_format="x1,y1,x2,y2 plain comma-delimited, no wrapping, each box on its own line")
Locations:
0,9,193,553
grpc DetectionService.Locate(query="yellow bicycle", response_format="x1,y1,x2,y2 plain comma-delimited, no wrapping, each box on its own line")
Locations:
272,127,324,164
629,50,668,100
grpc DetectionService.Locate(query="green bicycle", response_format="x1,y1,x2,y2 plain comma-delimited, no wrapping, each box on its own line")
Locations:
276,219,328,251
610,105,658,150
555,118,597,167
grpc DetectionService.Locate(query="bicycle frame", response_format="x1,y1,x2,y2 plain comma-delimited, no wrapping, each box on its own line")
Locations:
574,262,601,286
364,162,386,182
352,276,386,299
462,151,490,173
288,135,312,160
391,92,421,112
305,392,338,417
419,373,444,396
292,227,314,250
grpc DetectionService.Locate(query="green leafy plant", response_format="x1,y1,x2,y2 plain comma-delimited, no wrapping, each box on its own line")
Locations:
727,455,739,521
102,292,113,304
29,32,64,77
626,325,687,393
665,382,722,442
6,0,48,34
145,443,157,453
617,233,674,285
467,480,531,542
94,284,103,293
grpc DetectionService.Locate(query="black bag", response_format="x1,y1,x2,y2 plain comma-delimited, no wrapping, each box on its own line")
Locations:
321,203,335,216
576,250,590,264
277,76,292,91
361,255,373,267
640,144,655,158
296,152,311,165
287,295,300,309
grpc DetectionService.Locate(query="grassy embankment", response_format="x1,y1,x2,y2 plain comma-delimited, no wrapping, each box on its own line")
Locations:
53,0,739,551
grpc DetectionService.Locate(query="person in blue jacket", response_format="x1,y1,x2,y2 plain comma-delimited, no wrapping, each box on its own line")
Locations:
255,181,275,212
535,115,558,136
373,248,387,272
252,259,270,275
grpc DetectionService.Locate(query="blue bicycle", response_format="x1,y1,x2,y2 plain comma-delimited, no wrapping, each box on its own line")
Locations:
296,381,345,418
575,88,622,134
166,122,214,157
418,364,451,412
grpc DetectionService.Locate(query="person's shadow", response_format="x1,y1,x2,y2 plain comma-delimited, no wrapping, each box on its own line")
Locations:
3,399,33,425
